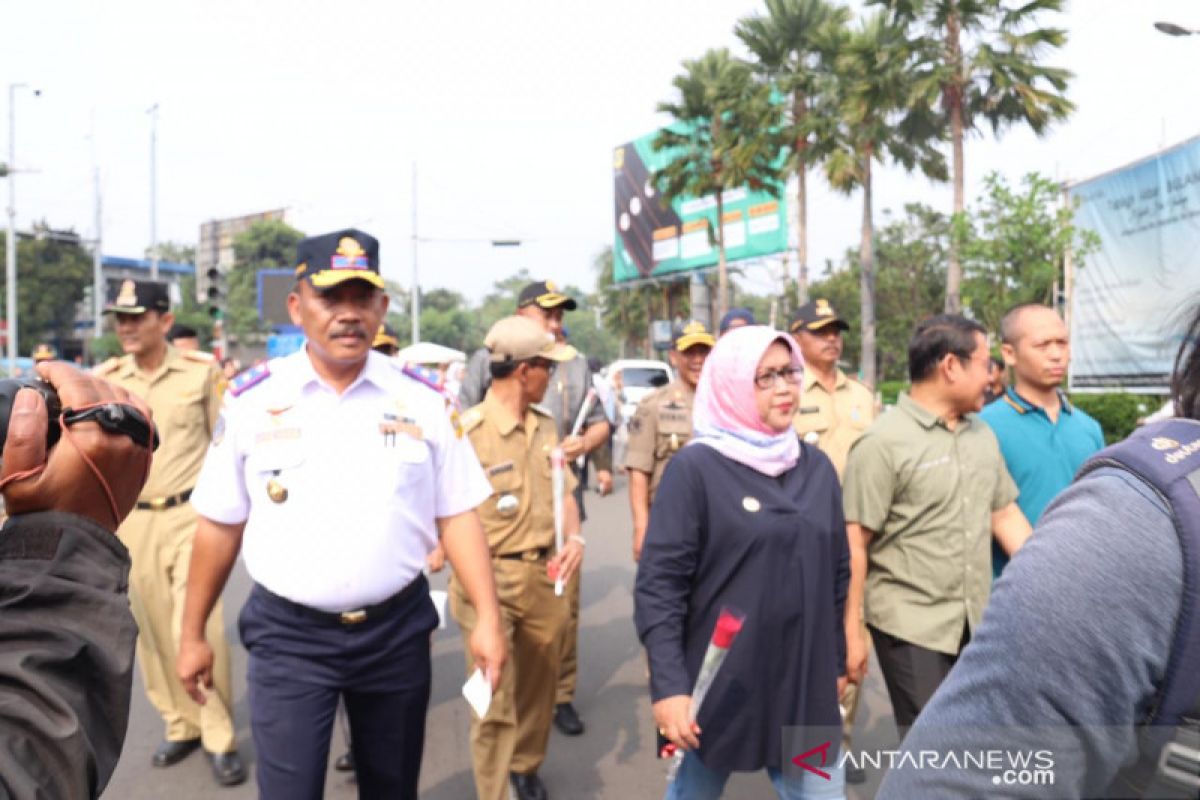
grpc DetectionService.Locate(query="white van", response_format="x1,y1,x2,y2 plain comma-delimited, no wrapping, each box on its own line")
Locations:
608,358,674,424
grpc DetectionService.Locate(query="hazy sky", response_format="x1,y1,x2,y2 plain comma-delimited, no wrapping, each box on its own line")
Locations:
3,0,1199,303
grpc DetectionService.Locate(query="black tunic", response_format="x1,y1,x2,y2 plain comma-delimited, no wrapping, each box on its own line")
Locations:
634,442,848,772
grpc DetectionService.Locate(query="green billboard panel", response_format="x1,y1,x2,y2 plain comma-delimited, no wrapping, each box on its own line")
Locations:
612,128,788,283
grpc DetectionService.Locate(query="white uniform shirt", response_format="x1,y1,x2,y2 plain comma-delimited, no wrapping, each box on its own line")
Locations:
191,349,490,612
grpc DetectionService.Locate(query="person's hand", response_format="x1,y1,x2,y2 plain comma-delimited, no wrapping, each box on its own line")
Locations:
1,362,154,532
560,434,586,461
632,524,647,562
838,675,849,701
653,695,700,751
547,537,584,585
177,637,215,705
596,469,613,496
468,614,507,691
845,623,868,685
426,543,446,573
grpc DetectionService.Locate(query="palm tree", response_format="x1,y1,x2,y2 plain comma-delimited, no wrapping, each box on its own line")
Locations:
653,48,784,318
736,0,849,304
873,0,1073,313
820,12,947,388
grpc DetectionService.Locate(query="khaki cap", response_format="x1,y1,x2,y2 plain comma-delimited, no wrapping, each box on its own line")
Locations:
485,316,576,363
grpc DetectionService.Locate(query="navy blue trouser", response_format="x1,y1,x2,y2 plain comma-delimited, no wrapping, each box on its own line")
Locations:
238,577,438,800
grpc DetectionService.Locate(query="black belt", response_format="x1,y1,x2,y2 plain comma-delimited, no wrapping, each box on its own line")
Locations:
254,576,426,626
136,489,193,511
494,547,550,562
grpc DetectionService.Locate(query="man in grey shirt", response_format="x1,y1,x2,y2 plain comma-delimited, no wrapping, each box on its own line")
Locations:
878,305,1200,798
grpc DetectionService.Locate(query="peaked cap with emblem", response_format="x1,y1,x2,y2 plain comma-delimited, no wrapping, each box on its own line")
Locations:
674,320,715,351
32,342,57,362
517,280,577,311
789,298,849,333
104,279,170,315
293,228,384,290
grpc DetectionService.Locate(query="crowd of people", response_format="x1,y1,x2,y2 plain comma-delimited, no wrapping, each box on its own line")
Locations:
2,224,1199,800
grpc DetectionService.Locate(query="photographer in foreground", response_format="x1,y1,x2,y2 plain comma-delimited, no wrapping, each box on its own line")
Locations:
0,362,156,799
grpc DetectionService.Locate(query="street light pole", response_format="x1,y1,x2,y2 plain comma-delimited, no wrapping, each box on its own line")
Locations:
148,103,159,280
6,83,28,375
411,161,419,344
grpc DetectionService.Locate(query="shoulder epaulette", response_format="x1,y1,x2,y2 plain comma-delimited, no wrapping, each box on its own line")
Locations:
460,405,485,433
181,349,216,364
92,357,122,377
530,402,553,417
229,363,271,397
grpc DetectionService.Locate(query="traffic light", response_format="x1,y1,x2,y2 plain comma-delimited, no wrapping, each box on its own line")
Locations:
206,267,223,318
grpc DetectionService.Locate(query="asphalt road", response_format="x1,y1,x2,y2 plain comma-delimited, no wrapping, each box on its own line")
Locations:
103,476,900,799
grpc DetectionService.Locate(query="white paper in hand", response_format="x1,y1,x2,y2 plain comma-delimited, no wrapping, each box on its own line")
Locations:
462,668,492,718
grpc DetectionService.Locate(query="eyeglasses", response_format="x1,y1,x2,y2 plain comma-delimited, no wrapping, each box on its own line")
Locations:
754,366,803,389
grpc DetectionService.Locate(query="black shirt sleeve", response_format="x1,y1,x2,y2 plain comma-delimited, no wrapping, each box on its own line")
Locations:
634,451,705,701
0,511,137,800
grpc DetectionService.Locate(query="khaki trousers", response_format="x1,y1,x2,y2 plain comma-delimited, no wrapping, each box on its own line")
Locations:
118,504,236,752
452,559,569,800
554,567,581,705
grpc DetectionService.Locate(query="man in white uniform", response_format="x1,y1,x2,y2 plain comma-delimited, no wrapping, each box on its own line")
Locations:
176,228,506,799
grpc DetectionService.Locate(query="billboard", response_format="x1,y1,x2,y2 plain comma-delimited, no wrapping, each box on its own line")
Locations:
612,129,788,283
1068,135,1200,391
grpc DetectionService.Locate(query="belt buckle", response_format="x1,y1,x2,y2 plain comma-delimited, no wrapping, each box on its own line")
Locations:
149,496,168,510
339,609,368,625
522,549,539,562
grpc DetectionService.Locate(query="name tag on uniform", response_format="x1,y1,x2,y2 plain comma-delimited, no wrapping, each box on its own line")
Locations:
799,406,820,415
487,461,515,477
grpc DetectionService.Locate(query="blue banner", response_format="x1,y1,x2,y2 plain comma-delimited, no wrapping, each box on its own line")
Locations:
1069,135,1200,391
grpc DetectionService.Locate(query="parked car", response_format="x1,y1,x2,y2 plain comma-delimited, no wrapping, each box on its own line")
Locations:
608,358,673,424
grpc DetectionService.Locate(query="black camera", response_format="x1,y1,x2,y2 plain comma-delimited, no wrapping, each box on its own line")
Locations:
0,378,63,451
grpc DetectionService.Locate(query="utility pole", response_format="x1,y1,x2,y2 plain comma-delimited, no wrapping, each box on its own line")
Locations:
148,103,159,280
411,161,419,344
6,83,35,374
93,165,103,339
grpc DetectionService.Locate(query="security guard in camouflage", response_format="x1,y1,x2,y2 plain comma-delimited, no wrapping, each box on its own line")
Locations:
455,315,584,800
624,320,715,561
788,297,875,786
97,279,246,786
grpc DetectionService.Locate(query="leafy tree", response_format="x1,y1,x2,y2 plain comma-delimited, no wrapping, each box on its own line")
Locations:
229,220,305,338
653,48,784,317
809,203,949,381
872,0,1074,313
958,171,1097,334
736,0,849,302
418,288,477,352
0,224,93,354
819,13,947,387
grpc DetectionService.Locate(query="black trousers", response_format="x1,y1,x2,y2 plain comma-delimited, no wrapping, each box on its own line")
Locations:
239,577,438,800
869,623,970,734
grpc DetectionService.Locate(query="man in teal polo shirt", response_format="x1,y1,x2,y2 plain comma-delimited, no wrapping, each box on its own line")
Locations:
981,303,1104,578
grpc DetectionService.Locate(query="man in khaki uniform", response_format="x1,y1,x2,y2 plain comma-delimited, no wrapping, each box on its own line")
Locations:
788,298,875,784
624,320,714,561
454,315,585,800
98,280,245,785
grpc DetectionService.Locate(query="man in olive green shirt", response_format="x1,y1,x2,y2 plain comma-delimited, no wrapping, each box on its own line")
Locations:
842,314,1031,731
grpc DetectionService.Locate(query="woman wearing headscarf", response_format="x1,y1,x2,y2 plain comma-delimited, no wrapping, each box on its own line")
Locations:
635,326,848,799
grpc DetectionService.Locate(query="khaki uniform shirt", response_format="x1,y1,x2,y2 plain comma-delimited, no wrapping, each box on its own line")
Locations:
102,346,222,501
623,380,695,503
792,369,876,480
462,392,578,555
842,392,1019,655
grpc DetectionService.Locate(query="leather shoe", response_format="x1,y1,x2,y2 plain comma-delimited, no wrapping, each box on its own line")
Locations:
334,750,355,772
553,702,584,736
510,772,548,800
151,738,200,767
208,750,248,787
845,764,867,784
